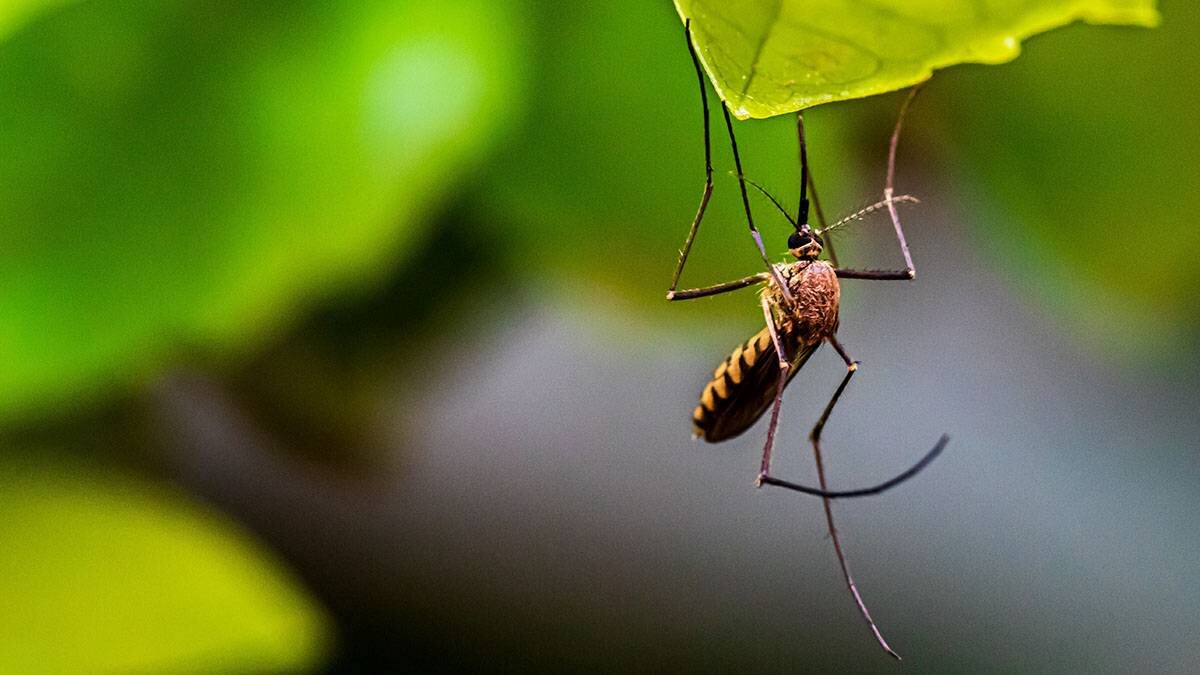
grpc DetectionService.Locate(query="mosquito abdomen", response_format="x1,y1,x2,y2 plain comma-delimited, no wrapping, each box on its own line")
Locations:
691,323,821,443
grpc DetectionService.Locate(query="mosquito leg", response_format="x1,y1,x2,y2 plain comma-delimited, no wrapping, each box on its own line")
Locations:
755,295,791,486
835,268,913,281
757,328,945,496
827,86,926,282
747,297,938,500
667,272,769,301
757,437,948,498
724,106,794,304
669,19,715,294
809,334,901,660
807,168,838,268
882,86,924,278
756,327,948,497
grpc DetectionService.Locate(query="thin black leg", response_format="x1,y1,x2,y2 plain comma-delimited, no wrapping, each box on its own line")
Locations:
822,87,925,282
757,436,948,498
757,332,946,498
668,19,715,295
794,111,840,266
723,106,794,304
811,335,900,660
807,171,838,268
835,268,914,280
880,86,923,278
667,272,768,301
755,295,792,486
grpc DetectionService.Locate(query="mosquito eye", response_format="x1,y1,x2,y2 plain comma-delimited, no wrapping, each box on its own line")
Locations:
788,232,811,249
812,233,824,246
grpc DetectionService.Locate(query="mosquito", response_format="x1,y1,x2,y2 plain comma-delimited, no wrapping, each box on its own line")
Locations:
668,19,950,660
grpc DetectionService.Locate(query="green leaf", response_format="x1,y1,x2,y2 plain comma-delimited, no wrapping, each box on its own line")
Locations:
0,1,524,425
675,0,1159,119
0,454,330,672
0,0,79,43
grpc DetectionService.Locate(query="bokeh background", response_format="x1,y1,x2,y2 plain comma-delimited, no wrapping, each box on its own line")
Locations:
2,0,1198,672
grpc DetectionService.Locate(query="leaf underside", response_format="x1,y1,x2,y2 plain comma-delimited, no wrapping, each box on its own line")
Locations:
675,0,1159,119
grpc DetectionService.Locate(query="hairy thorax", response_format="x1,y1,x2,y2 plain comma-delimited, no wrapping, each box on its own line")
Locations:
763,260,841,347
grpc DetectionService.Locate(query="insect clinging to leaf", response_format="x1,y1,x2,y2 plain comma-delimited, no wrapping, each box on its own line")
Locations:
667,18,949,660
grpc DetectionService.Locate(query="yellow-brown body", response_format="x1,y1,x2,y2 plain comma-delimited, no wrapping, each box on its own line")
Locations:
692,260,840,441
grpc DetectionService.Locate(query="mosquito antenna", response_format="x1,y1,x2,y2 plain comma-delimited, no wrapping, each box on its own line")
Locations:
740,175,799,229
817,195,919,235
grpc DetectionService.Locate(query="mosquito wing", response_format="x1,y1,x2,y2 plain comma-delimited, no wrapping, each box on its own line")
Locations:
692,326,820,442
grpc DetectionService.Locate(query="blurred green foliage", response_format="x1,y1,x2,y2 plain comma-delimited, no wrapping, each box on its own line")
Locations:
0,453,329,672
0,0,527,669
0,0,78,43
0,0,525,425
676,0,1159,117
938,3,1198,359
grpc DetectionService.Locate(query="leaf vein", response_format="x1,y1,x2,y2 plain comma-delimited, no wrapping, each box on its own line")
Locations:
737,0,783,107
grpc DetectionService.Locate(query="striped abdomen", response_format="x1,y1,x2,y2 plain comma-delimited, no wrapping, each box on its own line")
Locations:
692,326,819,442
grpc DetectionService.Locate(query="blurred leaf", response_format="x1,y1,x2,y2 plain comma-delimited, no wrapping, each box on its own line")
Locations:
935,4,1199,363
675,0,1159,119
0,0,78,43
0,454,330,672
0,0,525,425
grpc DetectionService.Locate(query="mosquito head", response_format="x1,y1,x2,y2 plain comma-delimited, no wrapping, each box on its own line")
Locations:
787,226,823,260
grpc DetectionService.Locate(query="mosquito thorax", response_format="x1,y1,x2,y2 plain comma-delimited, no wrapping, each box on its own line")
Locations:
787,227,823,260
